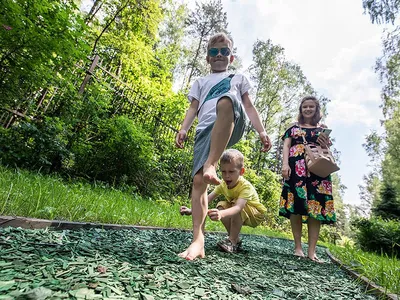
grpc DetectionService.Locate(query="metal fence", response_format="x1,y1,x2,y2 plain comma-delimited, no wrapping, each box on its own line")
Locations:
2,55,195,196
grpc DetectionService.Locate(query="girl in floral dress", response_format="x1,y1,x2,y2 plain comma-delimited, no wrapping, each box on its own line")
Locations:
279,96,336,262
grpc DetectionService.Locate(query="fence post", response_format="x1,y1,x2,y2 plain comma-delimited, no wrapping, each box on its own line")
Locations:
78,55,100,94
35,88,48,112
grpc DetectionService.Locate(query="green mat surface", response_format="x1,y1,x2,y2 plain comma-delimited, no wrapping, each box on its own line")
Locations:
0,227,376,299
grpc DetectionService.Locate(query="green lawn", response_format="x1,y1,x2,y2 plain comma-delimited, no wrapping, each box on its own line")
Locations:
0,165,398,296
0,166,289,238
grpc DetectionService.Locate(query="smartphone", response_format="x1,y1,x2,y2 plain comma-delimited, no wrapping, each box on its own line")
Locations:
321,128,332,136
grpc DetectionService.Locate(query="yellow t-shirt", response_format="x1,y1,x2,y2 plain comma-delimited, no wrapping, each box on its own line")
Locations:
213,176,267,214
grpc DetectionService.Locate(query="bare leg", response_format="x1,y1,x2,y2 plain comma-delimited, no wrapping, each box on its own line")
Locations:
217,206,231,234
290,214,304,257
203,98,234,185
307,217,321,261
178,172,208,260
227,212,243,244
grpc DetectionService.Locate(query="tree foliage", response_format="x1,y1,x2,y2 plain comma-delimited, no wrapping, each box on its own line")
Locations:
0,0,90,108
373,182,400,219
363,0,400,24
361,0,400,216
0,0,345,225
179,0,229,89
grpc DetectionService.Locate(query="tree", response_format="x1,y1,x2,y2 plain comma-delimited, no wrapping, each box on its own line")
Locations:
246,39,314,172
363,0,400,24
373,182,400,219
179,0,229,89
359,172,383,215
0,0,90,109
362,0,400,209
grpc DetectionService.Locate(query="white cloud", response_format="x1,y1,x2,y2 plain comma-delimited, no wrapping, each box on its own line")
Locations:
219,0,385,128
316,38,383,127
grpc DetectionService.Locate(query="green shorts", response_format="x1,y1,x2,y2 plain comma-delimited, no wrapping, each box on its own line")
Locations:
192,93,246,177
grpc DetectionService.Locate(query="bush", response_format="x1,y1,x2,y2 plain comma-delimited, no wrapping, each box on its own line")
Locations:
0,117,70,172
319,225,341,244
352,217,400,257
244,168,282,229
72,116,157,195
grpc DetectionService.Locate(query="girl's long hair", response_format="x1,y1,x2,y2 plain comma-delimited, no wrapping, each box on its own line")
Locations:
297,96,322,126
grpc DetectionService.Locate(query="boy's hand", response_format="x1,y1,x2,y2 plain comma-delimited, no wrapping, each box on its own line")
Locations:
259,131,272,152
207,209,222,221
175,130,187,149
180,206,192,216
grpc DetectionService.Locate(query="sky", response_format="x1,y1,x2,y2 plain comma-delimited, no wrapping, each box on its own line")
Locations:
186,0,386,206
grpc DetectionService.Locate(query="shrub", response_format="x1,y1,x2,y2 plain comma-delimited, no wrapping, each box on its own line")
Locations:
352,217,400,257
72,116,157,195
244,168,282,229
0,117,70,172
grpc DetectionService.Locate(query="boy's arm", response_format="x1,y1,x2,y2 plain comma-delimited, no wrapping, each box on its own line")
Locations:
241,92,271,152
208,198,246,221
208,191,218,203
180,191,218,216
175,99,199,148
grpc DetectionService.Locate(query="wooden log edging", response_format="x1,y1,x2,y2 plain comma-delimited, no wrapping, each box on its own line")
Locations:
326,248,399,300
0,215,191,232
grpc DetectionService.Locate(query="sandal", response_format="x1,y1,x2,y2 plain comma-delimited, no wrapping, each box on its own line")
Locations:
217,238,241,253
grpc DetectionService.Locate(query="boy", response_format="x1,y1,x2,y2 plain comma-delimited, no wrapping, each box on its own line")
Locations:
180,149,267,253
175,32,271,260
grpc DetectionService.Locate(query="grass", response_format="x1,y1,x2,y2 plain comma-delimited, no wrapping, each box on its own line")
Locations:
1,165,399,296
0,166,289,239
328,244,400,296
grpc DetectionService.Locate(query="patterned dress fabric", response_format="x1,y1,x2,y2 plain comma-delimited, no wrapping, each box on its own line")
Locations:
279,125,336,224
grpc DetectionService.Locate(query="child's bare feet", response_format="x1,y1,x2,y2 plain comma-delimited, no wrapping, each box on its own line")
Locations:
203,165,221,185
294,249,305,257
178,241,205,260
180,206,192,216
308,255,323,263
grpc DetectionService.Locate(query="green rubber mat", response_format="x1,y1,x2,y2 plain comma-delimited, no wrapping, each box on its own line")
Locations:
0,227,376,299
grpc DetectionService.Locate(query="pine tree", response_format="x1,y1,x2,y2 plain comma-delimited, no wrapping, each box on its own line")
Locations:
373,183,400,220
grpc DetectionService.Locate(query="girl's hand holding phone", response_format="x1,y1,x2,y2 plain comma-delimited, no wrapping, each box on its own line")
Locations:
318,128,331,148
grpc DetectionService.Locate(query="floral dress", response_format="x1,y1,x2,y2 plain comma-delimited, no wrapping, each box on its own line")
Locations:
279,125,336,224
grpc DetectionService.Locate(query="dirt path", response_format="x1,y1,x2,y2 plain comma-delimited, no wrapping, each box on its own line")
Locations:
0,227,376,299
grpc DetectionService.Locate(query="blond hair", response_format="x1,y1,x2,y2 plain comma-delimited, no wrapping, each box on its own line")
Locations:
207,32,233,50
220,149,244,169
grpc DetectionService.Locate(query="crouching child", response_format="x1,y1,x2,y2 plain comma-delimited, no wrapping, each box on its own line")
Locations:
180,149,267,253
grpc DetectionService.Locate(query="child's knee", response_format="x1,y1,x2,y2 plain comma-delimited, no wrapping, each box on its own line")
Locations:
216,97,233,113
193,172,205,189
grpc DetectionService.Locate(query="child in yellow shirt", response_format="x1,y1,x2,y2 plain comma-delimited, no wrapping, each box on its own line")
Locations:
180,149,266,253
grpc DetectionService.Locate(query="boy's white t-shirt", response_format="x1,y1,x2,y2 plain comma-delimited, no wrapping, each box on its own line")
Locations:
188,72,252,131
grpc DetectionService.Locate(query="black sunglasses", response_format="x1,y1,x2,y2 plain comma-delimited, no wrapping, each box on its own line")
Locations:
208,47,231,57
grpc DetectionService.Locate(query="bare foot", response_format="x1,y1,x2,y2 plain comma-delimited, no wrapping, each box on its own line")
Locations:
308,255,323,263
203,165,221,185
294,250,305,257
178,241,205,261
